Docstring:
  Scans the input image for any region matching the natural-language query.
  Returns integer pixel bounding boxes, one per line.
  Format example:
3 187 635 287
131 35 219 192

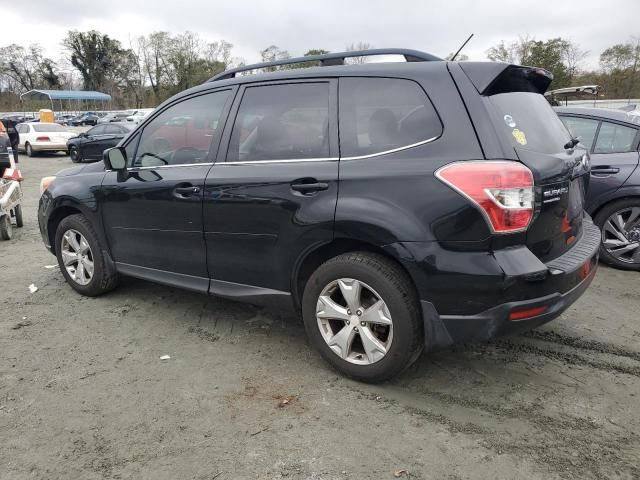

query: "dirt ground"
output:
1 153 639 480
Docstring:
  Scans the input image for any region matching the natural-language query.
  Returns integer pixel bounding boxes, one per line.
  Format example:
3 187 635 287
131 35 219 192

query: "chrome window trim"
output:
126 162 214 171
340 136 440 161
222 157 338 165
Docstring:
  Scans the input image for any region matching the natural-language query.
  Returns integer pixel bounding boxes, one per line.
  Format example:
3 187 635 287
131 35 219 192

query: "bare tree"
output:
345 42 372 64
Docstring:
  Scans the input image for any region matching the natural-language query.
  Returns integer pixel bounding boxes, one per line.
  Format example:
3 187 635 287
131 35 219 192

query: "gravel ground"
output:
1 153 639 480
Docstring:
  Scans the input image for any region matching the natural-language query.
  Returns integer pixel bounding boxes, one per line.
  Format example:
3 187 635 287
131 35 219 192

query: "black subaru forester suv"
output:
38 49 600 382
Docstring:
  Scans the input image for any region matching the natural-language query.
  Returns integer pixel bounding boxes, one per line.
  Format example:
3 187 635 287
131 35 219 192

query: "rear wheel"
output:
594 198 640 271
0 215 12 240
302 252 423 383
14 204 23 228
55 214 119 296
25 143 35 157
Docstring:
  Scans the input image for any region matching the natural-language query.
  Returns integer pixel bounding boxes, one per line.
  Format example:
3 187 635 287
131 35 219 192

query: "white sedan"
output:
125 108 154 125
16 122 77 157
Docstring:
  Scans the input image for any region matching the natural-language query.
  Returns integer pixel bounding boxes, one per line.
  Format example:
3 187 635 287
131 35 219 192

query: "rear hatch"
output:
462 64 589 262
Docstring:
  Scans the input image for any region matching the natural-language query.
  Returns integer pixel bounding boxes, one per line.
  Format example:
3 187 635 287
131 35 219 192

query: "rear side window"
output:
560 116 599 150
227 83 330 162
594 122 637 154
339 77 442 158
487 92 572 154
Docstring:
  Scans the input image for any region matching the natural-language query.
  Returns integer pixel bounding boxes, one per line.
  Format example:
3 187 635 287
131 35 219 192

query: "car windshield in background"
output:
487 92 572 154
33 124 69 132
121 123 135 131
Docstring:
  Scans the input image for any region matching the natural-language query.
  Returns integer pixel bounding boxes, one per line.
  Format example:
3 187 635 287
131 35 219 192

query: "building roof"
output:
20 89 112 102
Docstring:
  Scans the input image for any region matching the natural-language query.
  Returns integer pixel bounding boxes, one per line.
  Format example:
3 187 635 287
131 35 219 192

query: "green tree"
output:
63 30 124 91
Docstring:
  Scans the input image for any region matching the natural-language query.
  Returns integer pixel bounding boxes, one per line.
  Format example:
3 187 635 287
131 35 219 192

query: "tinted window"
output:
339 77 442 158
104 125 123 134
33 123 68 133
227 83 329 162
594 122 637 154
560 116 599 150
488 92 572 154
88 125 106 135
131 90 231 167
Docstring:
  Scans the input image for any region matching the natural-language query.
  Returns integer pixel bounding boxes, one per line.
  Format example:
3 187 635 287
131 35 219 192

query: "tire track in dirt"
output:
522 330 640 362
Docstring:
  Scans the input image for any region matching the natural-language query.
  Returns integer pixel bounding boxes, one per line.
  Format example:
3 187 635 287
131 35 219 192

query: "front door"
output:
99 89 234 290
204 80 339 295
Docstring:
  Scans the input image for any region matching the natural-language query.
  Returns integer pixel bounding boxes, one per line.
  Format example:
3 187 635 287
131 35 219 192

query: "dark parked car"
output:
67 123 135 163
70 113 100 126
556 107 640 270
38 49 600 382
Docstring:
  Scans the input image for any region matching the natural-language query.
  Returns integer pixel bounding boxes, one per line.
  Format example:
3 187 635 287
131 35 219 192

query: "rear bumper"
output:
388 215 600 350
30 143 68 151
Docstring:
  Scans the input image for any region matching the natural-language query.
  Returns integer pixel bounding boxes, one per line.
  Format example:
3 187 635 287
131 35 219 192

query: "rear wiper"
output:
564 138 580 150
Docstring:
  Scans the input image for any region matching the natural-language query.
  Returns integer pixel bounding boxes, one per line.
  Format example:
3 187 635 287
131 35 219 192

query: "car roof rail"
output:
207 48 443 82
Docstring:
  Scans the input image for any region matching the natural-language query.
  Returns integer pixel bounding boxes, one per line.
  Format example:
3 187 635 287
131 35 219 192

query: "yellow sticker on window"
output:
512 128 527 145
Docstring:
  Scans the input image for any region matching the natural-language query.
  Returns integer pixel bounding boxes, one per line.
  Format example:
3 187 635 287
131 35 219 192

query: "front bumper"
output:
390 215 601 351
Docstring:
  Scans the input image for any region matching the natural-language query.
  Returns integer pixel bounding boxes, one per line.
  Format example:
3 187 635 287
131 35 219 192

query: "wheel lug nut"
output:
354 327 358 332
356 310 362 316
347 309 352 315
360 321 366 327
346 320 350 325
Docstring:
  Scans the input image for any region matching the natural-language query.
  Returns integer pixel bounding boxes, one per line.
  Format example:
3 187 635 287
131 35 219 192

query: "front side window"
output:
339 77 442 158
131 90 231 167
88 125 106 136
594 122 637 154
226 82 330 162
560 116 599 150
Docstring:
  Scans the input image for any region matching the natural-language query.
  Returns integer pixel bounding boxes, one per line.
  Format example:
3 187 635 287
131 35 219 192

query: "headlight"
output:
40 176 56 194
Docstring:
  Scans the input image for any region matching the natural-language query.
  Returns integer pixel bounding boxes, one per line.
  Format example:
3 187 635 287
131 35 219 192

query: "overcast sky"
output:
1 0 639 70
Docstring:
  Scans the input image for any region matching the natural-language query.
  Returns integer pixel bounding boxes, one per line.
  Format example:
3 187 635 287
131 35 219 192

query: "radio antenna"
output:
450 33 474 61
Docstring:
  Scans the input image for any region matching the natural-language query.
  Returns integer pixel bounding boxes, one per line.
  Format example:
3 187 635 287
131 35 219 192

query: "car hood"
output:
56 160 105 177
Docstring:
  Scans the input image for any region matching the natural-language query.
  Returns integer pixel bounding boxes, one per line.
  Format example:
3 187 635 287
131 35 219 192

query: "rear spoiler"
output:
458 62 553 96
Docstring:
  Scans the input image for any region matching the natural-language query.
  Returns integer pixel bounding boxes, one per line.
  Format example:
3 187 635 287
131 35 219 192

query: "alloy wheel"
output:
315 278 393 365
602 207 640 264
60 229 94 285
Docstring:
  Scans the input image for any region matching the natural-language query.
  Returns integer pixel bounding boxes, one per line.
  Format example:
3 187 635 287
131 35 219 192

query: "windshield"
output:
33 123 69 133
487 92 572 154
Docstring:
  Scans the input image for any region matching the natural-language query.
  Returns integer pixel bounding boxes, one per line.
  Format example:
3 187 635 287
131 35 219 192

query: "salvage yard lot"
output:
1 154 639 480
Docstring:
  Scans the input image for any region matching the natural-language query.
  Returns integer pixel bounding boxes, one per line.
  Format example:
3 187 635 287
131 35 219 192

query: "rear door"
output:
560 115 640 211
203 80 339 294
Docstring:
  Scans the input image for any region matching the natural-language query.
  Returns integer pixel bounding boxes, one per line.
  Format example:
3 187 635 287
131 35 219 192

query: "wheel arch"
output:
292 237 420 309
47 205 83 249
591 192 640 222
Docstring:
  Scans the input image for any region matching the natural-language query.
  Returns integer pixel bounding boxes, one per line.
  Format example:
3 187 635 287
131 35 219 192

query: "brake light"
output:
436 161 534 233
36 136 50 141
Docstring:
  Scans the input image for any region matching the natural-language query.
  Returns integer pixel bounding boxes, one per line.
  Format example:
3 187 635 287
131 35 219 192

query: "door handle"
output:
173 185 201 198
290 179 329 194
591 167 620 176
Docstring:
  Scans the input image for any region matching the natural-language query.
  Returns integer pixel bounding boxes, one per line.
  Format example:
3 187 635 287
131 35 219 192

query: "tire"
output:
54 214 119 296
25 143 35 157
14 204 23 228
594 198 640 271
0 215 12 240
69 146 81 163
302 252 423 383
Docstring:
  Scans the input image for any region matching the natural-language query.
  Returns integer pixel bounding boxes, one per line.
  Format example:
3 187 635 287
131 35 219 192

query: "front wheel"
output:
55 214 119 296
302 252 423 383
69 146 81 163
594 199 640 271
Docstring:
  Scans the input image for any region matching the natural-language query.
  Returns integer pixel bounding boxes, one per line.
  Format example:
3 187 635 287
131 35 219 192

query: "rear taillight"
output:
36 136 50 141
436 160 534 233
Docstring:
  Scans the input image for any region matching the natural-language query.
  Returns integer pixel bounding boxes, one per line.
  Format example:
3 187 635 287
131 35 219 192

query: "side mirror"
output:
79 132 87 138
104 147 127 171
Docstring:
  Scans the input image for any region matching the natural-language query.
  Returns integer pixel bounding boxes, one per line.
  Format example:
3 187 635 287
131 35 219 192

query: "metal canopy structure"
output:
20 89 112 112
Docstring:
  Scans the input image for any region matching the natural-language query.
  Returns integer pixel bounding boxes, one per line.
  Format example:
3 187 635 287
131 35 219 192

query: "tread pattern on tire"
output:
56 214 119 295
305 251 424 382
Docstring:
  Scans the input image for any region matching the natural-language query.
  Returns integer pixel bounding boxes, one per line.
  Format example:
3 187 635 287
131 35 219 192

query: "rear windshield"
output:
33 123 68 133
487 92 571 154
